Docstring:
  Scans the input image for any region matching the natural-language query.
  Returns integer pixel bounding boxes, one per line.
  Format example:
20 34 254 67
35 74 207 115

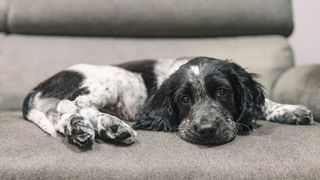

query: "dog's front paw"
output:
65 115 95 148
266 104 314 125
100 119 137 145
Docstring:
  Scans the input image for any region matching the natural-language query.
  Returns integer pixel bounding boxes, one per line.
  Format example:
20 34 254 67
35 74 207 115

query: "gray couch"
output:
1 0 320 179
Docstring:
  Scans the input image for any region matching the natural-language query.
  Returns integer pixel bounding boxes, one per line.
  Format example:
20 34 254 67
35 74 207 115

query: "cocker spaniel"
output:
22 57 313 148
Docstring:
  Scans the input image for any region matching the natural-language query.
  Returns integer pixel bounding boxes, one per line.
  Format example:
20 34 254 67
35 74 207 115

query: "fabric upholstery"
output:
272 65 320 122
1 111 320 179
0 35 294 111
7 0 293 37
0 0 8 32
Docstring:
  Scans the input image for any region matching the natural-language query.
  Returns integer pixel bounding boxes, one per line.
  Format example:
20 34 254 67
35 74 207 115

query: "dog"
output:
22 57 314 147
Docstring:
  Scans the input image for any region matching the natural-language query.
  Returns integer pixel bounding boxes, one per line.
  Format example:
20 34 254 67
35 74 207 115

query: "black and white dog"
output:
22 57 313 147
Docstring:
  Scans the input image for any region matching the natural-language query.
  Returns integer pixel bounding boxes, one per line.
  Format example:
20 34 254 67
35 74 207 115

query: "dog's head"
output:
133 57 264 145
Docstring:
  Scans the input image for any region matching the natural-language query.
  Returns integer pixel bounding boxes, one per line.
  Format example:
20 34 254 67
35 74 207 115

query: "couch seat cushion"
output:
1 111 320 179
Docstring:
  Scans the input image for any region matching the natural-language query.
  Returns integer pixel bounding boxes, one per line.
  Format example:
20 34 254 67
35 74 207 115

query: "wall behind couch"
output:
290 0 320 65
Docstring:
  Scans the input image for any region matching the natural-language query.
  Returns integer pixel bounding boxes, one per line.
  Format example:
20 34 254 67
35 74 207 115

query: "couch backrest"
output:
1 0 293 37
0 0 295 111
0 35 293 111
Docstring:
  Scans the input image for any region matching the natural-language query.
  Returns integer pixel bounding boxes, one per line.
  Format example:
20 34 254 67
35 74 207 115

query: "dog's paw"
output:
266 104 314 125
65 115 95 148
100 119 137 145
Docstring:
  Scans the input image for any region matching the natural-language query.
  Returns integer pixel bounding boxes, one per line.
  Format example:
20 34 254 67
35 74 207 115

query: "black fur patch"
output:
34 70 89 100
227 62 265 131
22 90 36 120
117 60 157 97
22 70 89 119
133 68 185 132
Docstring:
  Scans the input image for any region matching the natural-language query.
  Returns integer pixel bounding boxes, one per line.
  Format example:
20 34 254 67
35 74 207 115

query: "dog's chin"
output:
179 129 236 145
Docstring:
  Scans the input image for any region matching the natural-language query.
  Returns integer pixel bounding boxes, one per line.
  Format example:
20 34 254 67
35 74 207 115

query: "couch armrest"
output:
272 65 320 122
0 0 8 32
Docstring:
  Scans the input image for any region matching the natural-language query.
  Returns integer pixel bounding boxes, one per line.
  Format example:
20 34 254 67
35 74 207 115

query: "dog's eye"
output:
180 95 191 104
216 88 229 97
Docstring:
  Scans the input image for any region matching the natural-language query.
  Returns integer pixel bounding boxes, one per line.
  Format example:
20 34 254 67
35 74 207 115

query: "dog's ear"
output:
229 62 265 131
132 79 179 132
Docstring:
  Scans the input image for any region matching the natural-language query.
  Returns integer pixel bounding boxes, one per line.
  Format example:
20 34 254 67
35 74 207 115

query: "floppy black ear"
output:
229 62 265 131
132 80 179 132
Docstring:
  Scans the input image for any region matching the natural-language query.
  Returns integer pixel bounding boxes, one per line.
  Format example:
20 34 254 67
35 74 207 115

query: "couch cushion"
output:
1 111 320 179
7 0 293 37
0 35 293 110
272 65 320 122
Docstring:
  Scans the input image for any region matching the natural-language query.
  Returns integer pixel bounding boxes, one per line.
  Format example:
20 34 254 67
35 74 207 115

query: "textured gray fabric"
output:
0 35 294 110
0 0 8 32
7 0 293 37
272 65 320 122
1 111 320 179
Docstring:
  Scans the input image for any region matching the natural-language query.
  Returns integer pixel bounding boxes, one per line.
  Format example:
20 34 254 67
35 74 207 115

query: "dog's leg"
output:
61 113 95 148
79 108 137 145
55 99 136 146
26 109 57 137
49 100 95 148
263 98 314 125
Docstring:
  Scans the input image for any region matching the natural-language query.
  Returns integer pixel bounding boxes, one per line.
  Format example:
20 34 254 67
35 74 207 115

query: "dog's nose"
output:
196 119 218 138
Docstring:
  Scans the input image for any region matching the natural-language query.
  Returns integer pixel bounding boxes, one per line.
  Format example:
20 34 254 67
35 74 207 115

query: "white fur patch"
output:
33 92 59 113
190 65 200 75
57 99 78 114
27 109 57 137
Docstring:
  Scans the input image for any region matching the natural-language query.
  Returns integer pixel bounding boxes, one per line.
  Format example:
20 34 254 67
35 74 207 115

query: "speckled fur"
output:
22 57 314 148
264 99 314 125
